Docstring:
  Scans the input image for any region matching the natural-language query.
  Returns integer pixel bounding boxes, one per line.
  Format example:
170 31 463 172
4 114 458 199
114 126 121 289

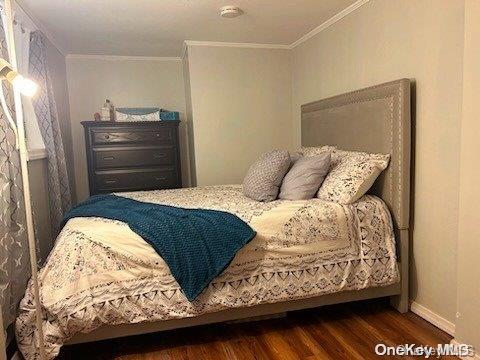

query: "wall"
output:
455 0 480 351
66 57 188 201
28 158 52 263
186 45 293 186
291 0 465 323
45 38 76 202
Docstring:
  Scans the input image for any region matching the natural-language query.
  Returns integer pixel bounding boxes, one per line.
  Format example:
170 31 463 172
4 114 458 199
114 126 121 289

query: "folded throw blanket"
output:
62 194 256 301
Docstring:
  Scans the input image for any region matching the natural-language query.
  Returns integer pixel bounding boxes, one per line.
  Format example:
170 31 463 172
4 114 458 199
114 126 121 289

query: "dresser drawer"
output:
94 168 178 192
93 147 174 169
92 128 174 145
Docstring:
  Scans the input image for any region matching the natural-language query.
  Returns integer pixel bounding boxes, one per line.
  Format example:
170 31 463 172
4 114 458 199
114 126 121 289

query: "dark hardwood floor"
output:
59 299 456 359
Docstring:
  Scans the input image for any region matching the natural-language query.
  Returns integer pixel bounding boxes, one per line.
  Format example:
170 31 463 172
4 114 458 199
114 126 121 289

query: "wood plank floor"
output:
58 299 456 359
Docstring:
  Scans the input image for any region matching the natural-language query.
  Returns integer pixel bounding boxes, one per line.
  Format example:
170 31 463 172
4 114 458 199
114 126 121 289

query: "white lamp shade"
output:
11 74 38 97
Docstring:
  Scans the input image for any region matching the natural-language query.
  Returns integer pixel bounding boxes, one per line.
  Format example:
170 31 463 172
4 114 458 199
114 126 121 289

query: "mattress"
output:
16 185 399 359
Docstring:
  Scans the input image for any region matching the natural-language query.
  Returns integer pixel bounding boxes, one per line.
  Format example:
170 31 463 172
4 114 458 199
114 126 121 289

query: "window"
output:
1 1 46 157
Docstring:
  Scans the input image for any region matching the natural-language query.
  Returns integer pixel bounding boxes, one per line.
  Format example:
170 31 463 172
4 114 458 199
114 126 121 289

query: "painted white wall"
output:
66 57 188 202
28 158 52 263
185 45 293 186
454 0 480 351
291 0 465 323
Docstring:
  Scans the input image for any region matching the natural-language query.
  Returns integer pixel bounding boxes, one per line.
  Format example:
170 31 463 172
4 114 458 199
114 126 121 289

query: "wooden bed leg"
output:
390 229 410 313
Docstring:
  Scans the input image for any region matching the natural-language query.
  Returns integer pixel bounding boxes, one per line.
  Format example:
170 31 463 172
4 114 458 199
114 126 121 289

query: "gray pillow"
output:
279 152 331 200
243 150 291 202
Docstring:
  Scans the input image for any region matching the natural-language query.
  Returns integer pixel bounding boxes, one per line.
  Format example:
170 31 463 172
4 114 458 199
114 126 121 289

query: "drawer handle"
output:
153 153 166 159
105 179 117 184
155 176 167 181
104 135 110 140
103 156 115 160
155 133 161 137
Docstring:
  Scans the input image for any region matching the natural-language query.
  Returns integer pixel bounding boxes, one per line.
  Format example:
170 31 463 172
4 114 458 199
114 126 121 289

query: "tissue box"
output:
160 110 180 121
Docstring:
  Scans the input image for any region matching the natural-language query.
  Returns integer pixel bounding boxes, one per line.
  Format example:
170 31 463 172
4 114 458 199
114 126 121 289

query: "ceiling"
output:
18 0 356 57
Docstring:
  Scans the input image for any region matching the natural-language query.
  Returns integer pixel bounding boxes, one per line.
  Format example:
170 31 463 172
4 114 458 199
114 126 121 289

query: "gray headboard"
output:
301 79 411 230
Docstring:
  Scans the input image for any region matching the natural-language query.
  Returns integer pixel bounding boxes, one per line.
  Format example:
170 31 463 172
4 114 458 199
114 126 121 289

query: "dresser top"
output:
81 120 180 127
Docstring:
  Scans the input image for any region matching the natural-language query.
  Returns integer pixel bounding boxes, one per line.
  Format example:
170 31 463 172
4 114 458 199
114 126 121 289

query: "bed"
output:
16 79 411 359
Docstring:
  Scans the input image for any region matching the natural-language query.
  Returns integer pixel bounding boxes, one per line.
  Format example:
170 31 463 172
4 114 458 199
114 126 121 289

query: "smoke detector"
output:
220 6 243 18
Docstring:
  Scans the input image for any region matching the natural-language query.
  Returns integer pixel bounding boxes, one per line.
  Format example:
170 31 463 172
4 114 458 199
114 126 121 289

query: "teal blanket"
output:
62 194 256 301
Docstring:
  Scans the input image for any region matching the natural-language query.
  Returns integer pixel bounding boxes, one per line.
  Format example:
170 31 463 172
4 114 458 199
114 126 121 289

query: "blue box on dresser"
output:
160 111 180 121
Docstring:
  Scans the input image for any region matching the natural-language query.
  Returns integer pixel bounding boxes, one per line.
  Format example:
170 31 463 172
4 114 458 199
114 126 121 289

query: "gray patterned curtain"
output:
29 31 71 233
0 21 30 329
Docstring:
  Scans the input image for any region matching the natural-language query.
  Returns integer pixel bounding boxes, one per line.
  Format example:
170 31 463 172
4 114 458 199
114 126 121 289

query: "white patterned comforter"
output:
16 185 399 359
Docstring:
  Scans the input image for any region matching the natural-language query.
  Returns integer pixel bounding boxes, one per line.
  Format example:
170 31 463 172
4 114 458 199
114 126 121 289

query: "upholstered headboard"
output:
301 79 411 230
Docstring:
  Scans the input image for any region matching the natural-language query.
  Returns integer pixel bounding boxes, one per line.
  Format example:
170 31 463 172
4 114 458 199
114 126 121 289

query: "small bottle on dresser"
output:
101 99 115 121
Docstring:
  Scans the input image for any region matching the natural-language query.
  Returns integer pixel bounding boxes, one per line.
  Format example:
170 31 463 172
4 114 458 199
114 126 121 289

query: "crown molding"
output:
290 0 370 48
184 40 290 50
183 0 369 53
14 0 66 55
66 54 182 61
18 0 369 59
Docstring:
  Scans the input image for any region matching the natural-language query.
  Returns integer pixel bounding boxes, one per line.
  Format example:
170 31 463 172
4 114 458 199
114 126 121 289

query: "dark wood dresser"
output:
82 121 182 195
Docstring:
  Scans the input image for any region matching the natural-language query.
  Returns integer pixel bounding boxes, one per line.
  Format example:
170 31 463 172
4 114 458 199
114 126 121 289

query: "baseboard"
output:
450 339 480 359
410 301 456 336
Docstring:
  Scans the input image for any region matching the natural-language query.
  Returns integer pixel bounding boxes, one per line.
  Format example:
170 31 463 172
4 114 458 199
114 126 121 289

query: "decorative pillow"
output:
243 150 291 202
317 150 390 204
299 145 336 157
116 107 160 122
279 152 331 200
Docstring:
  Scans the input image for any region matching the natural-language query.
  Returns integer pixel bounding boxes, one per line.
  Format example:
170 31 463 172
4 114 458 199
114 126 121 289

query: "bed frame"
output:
67 78 412 345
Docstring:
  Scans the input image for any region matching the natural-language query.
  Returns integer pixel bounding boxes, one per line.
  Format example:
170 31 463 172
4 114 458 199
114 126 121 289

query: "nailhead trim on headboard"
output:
301 79 411 230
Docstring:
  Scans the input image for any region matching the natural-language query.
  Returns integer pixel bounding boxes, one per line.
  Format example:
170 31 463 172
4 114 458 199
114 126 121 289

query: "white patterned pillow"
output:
299 145 336 157
317 150 390 204
116 110 160 122
243 150 291 202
